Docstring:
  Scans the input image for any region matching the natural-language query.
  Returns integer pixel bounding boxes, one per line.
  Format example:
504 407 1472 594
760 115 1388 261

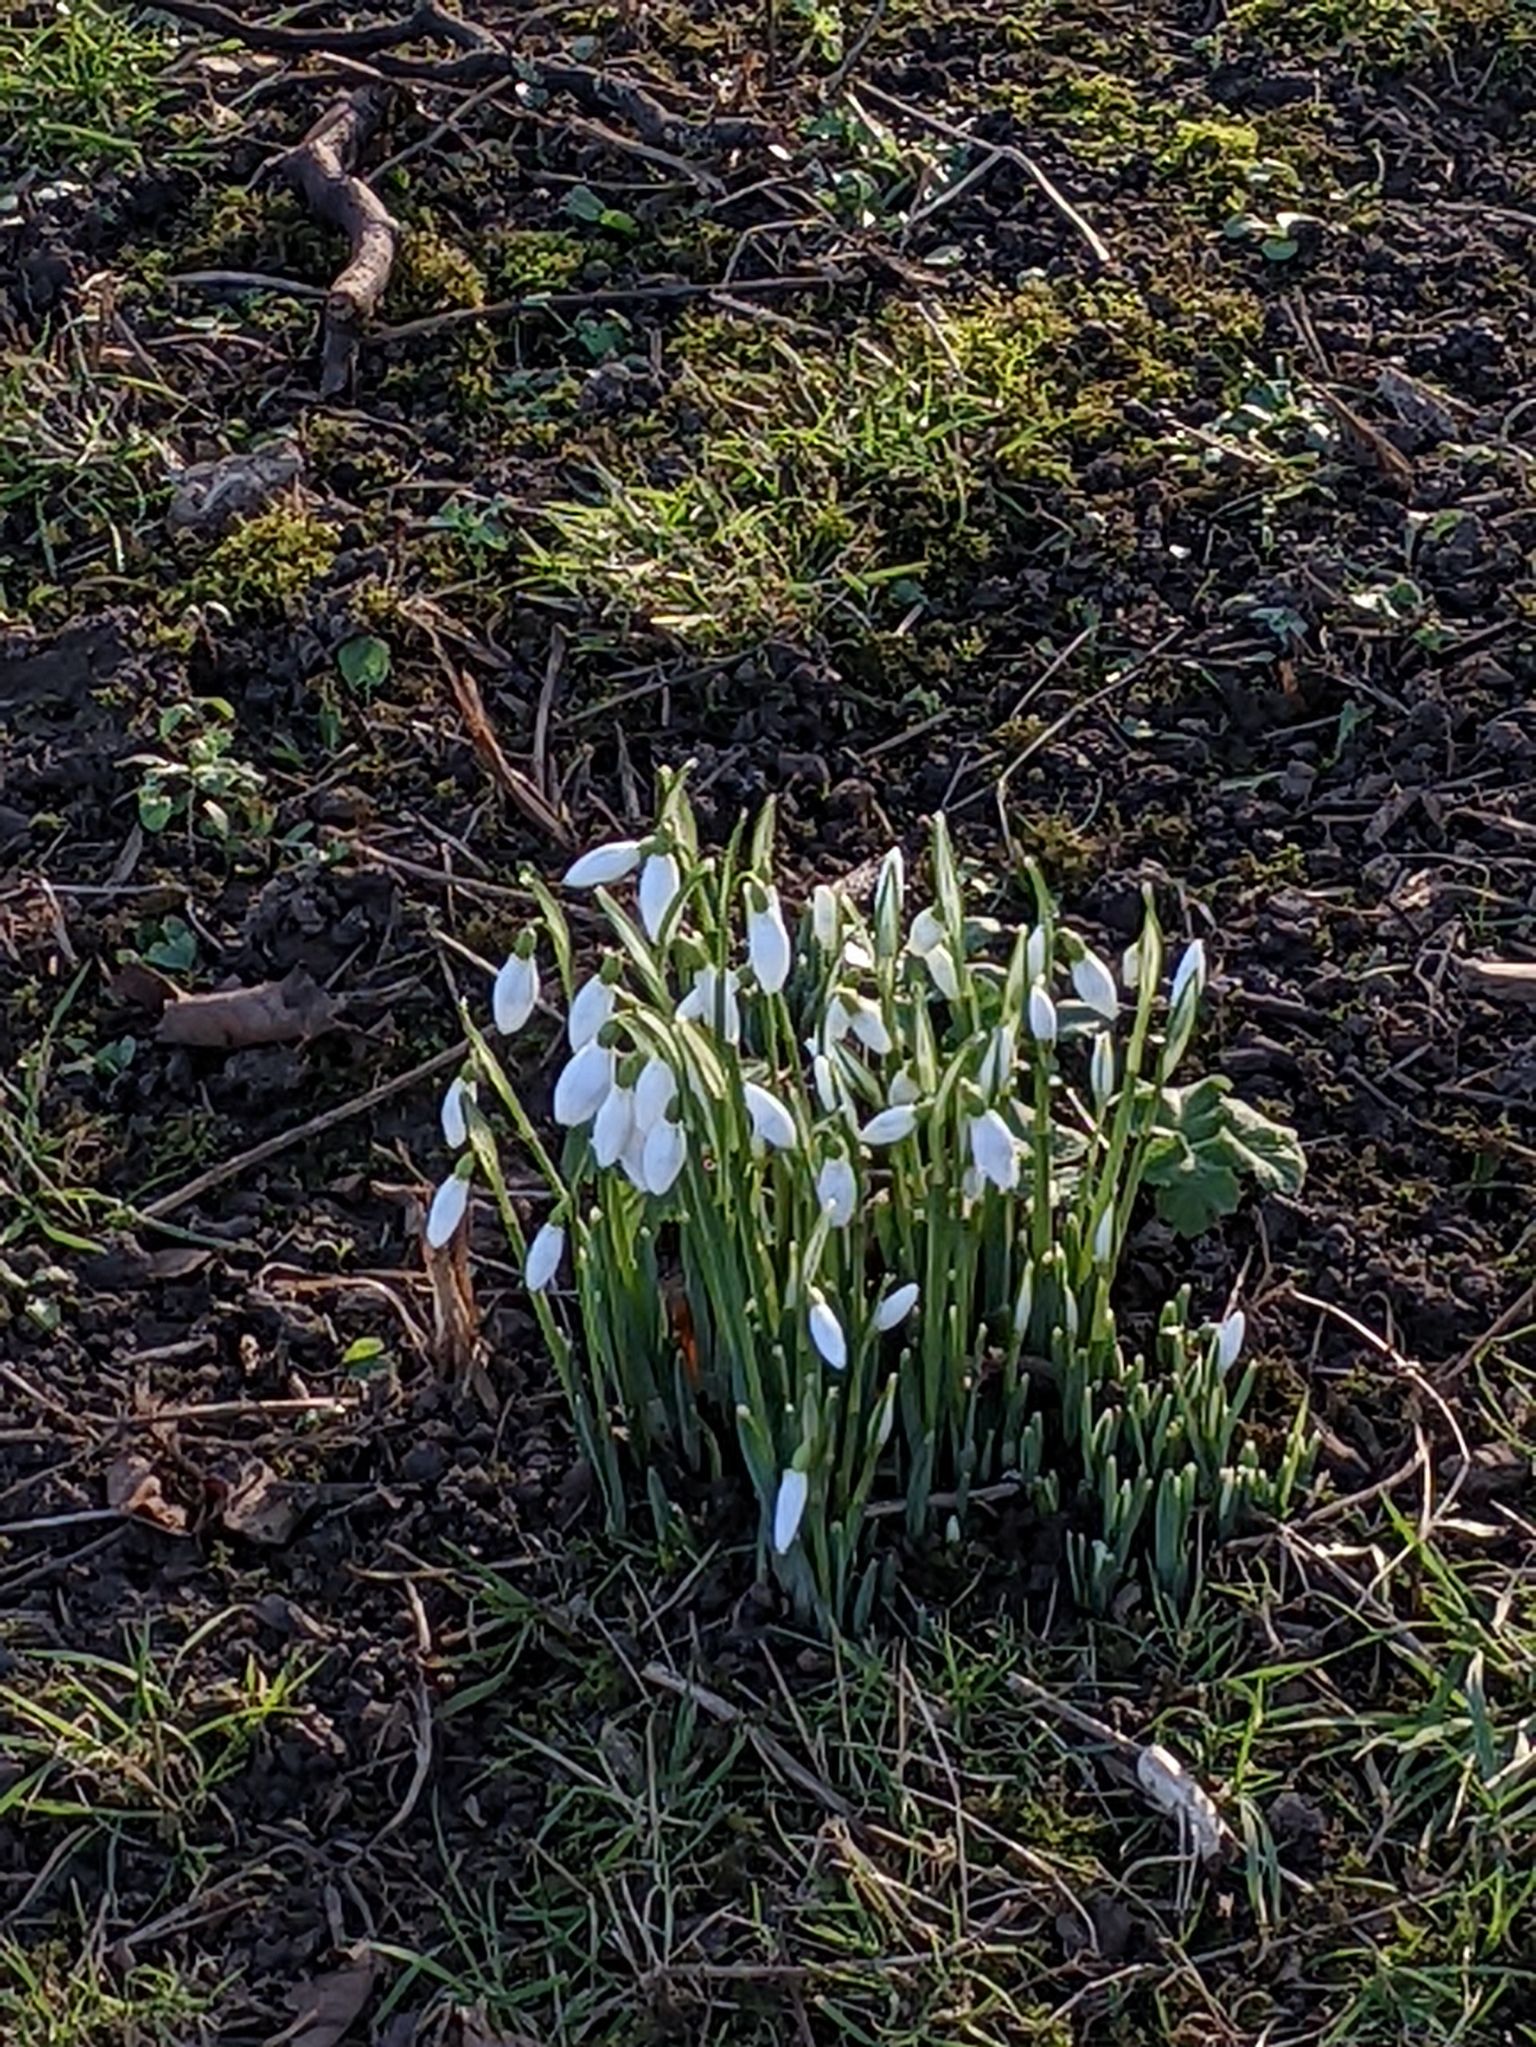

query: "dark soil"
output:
1 1 1533 2041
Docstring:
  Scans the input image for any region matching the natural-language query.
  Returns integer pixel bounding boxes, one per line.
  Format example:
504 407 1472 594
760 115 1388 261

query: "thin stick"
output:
140 1041 467 1220
854 80 1111 266
369 268 855 346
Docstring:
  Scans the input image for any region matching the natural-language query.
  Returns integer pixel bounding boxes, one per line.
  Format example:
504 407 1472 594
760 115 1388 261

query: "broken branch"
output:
280 88 399 395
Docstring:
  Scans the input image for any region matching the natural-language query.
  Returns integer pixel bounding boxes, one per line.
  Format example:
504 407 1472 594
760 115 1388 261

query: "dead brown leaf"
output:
268 1948 375 2047
155 965 336 1049
447 665 571 844
220 1459 303 1545
106 1450 188 1533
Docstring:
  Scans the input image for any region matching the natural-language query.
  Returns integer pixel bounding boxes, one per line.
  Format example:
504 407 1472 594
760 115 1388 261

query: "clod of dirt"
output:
0 614 131 708
167 437 305 540
268 1949 375 2047
154 965 338 1049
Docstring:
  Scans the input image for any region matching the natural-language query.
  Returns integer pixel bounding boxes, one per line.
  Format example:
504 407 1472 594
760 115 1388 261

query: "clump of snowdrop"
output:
428 769 1309 1628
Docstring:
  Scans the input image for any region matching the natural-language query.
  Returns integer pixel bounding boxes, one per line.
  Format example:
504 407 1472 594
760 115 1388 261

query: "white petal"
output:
440 1077 471 1150
773 1467 809 1554
1013 1263 1035 1337
887 1067 921 1106
1026 926 1048 983
641 1117 687 1195
1072 949 1119 1022
633 1055 677 1131
679 966 741 1043
859 1104 918 1146
568 974 615 1050
808 1292 846 1370
962 1164 984 1203
592 1083 636 1168
969 1109 1019 1192
619 1124 650 1189
875 1281 919 1331
553 1040 614 1127
743 1081 797 1150
425 1172 471 1249
1171 938 1207 1008
1121 941 1142 990
812 1053 842 1114
923 943 961 1001
815 1155 857 1228
638 851 681 940
525 1221 565 1292
849 1000 892 1056
908 906 945 955
563 839 642 888
1215 1309 1246 1373
823 995 854 1046
492 952 539 1036
747 888 792 994
1027 983 1058 1046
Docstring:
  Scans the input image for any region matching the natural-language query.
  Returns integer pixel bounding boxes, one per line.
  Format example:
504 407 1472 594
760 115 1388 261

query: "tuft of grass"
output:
0 0 172 172
0 1942 220 2047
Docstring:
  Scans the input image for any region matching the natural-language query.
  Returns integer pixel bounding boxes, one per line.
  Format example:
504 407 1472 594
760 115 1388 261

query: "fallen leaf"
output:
145 1245 213 1281
107 958 179 1018
106 1451 188 1533
156 965 336 1049
220 1459 303 1546
268 1949 374 2047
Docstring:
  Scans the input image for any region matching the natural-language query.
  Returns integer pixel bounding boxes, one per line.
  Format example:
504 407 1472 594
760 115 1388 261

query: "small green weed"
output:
128 698 273 843
0 1942 219 2047
0 965 120 1253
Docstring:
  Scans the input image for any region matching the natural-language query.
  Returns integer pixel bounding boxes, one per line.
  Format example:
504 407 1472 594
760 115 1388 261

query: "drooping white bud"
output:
563 839 642 889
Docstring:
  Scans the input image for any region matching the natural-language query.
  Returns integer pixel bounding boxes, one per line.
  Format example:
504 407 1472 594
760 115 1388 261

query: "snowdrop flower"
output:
1091 1207 1115 1264
641 1117 687 1196
638 850 681 940
908 906 945 956
874 846 905 955
568 973 615 1051
875 1281 919 1331
848 997 893 1056
1215 1309 1246 1373
553 1039 614 1127
1026 925 1048 983
860 1103 918 1146
773 1467 809 1554
808 1289 846 1370
746 884 792 993
563 839 642 888
887 1067 921 1106
677 965 742 1043
1072 949 1119 1023
493 950 539 1035
969 1108 1020 1191
525 1221 565 1293
592 1082 636 1168
821 994 855 1047
812 885 841 953
1121 941 1141 990
619 1124 650 1191
743 1081 797 1150
425 1170 471 1249
978 1024 1015 1098
842 934 875 972
1027 982 1058 1046
962 1164 984 1204
1171 938 1207 1008
440 1076 472 1150
633 1055 677 1131
920 940 960 1001
1090 1033 1116 1105
816 1154 857 1228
